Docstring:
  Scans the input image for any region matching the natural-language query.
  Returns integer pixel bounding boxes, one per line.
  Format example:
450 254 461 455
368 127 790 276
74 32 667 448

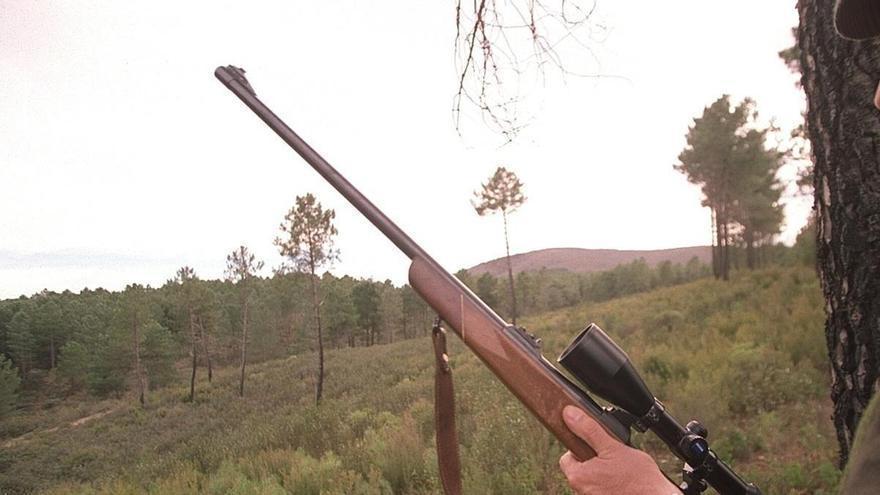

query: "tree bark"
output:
423 306 429 336
204 339 213 383
132 315 145 407
711 207 721 279
502 209 519 323
717 206 731 281
745 226 755 270
309 270 324 405
798 0 880 466
713 204 731 280
197 316 213 383
239 298 249 397
188 308 197 402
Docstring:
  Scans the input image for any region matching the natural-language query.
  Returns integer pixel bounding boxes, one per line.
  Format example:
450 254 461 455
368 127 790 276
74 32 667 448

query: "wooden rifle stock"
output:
214 65 630 463
409 257 630 460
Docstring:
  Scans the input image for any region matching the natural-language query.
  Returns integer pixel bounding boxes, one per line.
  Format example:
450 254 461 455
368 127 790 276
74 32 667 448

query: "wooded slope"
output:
467 246 711 277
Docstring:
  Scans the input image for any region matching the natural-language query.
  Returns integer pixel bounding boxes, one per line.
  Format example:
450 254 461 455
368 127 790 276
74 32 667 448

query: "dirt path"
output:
69 408 115 427
1 407 119 449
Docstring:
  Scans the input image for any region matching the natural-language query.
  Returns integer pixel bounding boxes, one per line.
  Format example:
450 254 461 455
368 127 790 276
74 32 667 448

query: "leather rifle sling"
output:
432 319 463 495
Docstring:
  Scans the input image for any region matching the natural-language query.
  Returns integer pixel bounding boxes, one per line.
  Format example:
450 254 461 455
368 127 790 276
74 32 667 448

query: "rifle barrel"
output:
215 66 426 262
214 66 630 459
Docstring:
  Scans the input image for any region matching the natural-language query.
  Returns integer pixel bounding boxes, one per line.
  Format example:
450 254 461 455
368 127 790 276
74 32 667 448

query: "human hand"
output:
559 405 680 495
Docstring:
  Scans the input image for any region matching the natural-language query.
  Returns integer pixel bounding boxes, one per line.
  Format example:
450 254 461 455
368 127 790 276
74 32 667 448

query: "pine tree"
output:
473 166 526 322
6 303 36 375
174 266 202 402
31 292 66 370
675 96 783 278
352 282 380 347
123 284 148 407
275 193 338 404
141 321 177 389
730 124 784 268
57 340 90 391
379 281 403 344
322 276 357 348
225 245 264 397
798 0 880 465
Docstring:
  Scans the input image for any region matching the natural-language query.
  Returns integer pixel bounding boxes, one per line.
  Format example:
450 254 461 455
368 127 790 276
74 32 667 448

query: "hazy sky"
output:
1 1 806 299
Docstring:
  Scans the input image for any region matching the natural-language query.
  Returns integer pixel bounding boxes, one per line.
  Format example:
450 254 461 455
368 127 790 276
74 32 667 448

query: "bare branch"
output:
454 0 607 141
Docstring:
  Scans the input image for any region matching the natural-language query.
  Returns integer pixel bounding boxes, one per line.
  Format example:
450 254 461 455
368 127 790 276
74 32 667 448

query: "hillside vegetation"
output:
0 255 711 413
1 266 836 494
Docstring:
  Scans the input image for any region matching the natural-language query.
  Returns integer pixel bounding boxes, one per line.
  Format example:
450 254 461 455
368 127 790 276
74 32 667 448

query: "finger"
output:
562 405 621 457
558 451 580 476
559 451 594 493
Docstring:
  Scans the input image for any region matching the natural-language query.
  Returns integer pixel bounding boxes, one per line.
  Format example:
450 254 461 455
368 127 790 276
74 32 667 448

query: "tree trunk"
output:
198 316 214 383
502 209 519 323
239 299 249 397
309 271 324 405
756 239 764 268
188 309 197 402
284 312 295 347
716 206 729 281
722 214 731 280
799 0 880 466
423 306 429 336
132 315 145 407
204 339 213 383
745 226 756 270
714 205 731 280
711 207 721 279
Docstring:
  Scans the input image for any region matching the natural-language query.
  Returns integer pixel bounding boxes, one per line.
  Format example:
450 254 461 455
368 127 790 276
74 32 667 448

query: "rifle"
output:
215 65 761 495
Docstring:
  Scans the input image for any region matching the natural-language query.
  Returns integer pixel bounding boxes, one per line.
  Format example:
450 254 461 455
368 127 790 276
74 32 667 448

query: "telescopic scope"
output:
558 324 761 495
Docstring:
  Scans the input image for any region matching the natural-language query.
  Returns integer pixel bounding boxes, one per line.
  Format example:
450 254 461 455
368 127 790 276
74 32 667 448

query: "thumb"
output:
562 405 621 457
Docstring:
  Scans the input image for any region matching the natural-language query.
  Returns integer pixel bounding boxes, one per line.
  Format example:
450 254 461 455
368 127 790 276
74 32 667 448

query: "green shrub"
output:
357 413 429 493
816 461 841 492
206 460 285 495
780 462 809 491
142 322 178 389
714 428 751 462
720 344 820 416
149 464 203 494
653 310 685 332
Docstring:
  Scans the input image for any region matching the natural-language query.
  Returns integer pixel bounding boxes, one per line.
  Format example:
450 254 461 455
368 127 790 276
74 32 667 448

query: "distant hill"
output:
467 246 712 277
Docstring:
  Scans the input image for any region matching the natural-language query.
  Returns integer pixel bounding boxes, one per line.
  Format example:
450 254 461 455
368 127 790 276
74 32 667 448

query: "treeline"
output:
459 238 815 321
0 239 814 414
457 256 711 318
0 271 434 408
0 257 711 411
